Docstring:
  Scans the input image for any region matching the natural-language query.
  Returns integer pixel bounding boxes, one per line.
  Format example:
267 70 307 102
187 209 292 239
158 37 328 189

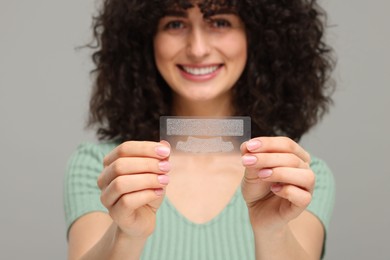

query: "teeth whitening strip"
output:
160 116 251 153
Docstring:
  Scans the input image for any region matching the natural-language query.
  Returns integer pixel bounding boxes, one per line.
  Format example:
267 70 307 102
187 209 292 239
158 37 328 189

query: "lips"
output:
179 65 222 76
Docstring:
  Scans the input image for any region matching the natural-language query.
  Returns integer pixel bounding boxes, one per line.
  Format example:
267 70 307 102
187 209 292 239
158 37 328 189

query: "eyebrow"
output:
203 8 238 16
163 9 188 18
162 7 238 18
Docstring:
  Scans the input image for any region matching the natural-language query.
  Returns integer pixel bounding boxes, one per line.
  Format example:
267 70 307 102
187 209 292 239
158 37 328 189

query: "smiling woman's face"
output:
153 5 247 105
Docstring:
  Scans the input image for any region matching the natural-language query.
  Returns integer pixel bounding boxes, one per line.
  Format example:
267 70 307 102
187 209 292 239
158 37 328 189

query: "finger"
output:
258 168 315 193
270 184 312 209
109 189 164 219
242 171 273 204
101 174 170 207
98 157 170 189
103 141 171 167
242 152 309 170
243 137 310 163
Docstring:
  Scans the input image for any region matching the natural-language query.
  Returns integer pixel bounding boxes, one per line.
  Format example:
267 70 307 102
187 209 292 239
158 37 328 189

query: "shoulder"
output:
310 155 331 170
307 154 336 231
67 141 118 165
64 141 118 230
309 155 335 188
71 141 118 158
65 141 119 180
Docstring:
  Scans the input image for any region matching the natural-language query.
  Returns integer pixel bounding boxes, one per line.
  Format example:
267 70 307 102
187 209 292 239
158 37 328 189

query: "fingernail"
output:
155 146 170 157
158 161 171 172
157 175 170 185
242 155 257 166
271 184 282 192
246 140 262 151
258 169 273 178
155 189 165 196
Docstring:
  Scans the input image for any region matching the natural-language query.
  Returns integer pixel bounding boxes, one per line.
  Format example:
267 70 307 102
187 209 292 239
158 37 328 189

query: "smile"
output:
179 65 222 76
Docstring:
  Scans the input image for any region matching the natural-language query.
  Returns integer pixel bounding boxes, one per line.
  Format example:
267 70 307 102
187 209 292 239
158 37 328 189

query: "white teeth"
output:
182 65 219 76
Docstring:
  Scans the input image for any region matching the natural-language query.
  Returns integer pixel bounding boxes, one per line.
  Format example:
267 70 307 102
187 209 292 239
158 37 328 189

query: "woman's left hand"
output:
240 137 315 233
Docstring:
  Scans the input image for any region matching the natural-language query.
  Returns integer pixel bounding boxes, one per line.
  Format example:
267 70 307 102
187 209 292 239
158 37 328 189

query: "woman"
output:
64 0 335 259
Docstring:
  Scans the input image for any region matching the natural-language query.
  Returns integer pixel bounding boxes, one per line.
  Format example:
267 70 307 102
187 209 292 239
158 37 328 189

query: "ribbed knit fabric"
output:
64 142 335 259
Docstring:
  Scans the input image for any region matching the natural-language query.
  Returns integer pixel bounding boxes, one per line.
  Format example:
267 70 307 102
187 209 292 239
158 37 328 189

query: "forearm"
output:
76 223 147 260
253 225 315 260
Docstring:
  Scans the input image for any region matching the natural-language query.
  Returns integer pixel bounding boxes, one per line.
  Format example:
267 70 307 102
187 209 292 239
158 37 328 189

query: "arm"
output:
66 141 171 260
68 212 147 260
241 137 324 259
252 211 324 260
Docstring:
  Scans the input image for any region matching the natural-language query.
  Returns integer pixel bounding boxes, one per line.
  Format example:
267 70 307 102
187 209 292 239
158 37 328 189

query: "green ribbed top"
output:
64 142 335 260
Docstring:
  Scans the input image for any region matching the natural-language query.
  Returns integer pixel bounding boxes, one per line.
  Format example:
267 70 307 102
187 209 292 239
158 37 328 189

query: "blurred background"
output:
1 0 389 259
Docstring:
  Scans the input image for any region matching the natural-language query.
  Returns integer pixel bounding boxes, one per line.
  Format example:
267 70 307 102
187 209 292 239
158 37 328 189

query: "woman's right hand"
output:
97 140 171 239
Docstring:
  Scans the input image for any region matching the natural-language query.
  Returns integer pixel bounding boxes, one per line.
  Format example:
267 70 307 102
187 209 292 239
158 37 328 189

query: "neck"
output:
172 94 234 117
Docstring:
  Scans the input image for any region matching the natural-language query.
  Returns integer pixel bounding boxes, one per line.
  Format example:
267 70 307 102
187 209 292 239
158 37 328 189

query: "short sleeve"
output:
63 142 116 235
307 156 336 232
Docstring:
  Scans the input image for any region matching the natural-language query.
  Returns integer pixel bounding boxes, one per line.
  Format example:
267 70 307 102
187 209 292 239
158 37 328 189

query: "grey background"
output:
0 0 389 259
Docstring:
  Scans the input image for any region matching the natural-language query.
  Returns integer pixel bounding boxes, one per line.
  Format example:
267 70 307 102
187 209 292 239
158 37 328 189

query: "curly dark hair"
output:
87 0 335 143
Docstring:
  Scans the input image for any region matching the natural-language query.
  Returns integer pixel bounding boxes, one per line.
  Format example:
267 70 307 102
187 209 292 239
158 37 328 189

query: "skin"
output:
241 137 323 259
68 6 324 260
153 5 247 116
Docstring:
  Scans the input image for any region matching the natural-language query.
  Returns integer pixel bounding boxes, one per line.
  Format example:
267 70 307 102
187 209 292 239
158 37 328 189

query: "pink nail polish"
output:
271 184 282 192
258 169 272 178
158 161 171 172
242 155 257 166
157 175 170 185
155 146 170 157
155 189 164 196
246 140 262 151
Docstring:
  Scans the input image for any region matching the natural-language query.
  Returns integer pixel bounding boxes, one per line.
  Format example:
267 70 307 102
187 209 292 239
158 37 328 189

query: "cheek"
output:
229 38 247 73
225 33 247 62
236 37 248 61
154 39 167 67
153 35 174 67
153 36 180 84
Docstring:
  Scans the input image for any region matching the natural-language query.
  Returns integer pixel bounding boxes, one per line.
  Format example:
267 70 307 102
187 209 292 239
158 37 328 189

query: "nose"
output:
186 28 211 60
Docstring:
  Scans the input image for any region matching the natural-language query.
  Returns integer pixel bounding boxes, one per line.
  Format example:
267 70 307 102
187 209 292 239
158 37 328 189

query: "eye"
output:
210 19 232 28
164 20 185 30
